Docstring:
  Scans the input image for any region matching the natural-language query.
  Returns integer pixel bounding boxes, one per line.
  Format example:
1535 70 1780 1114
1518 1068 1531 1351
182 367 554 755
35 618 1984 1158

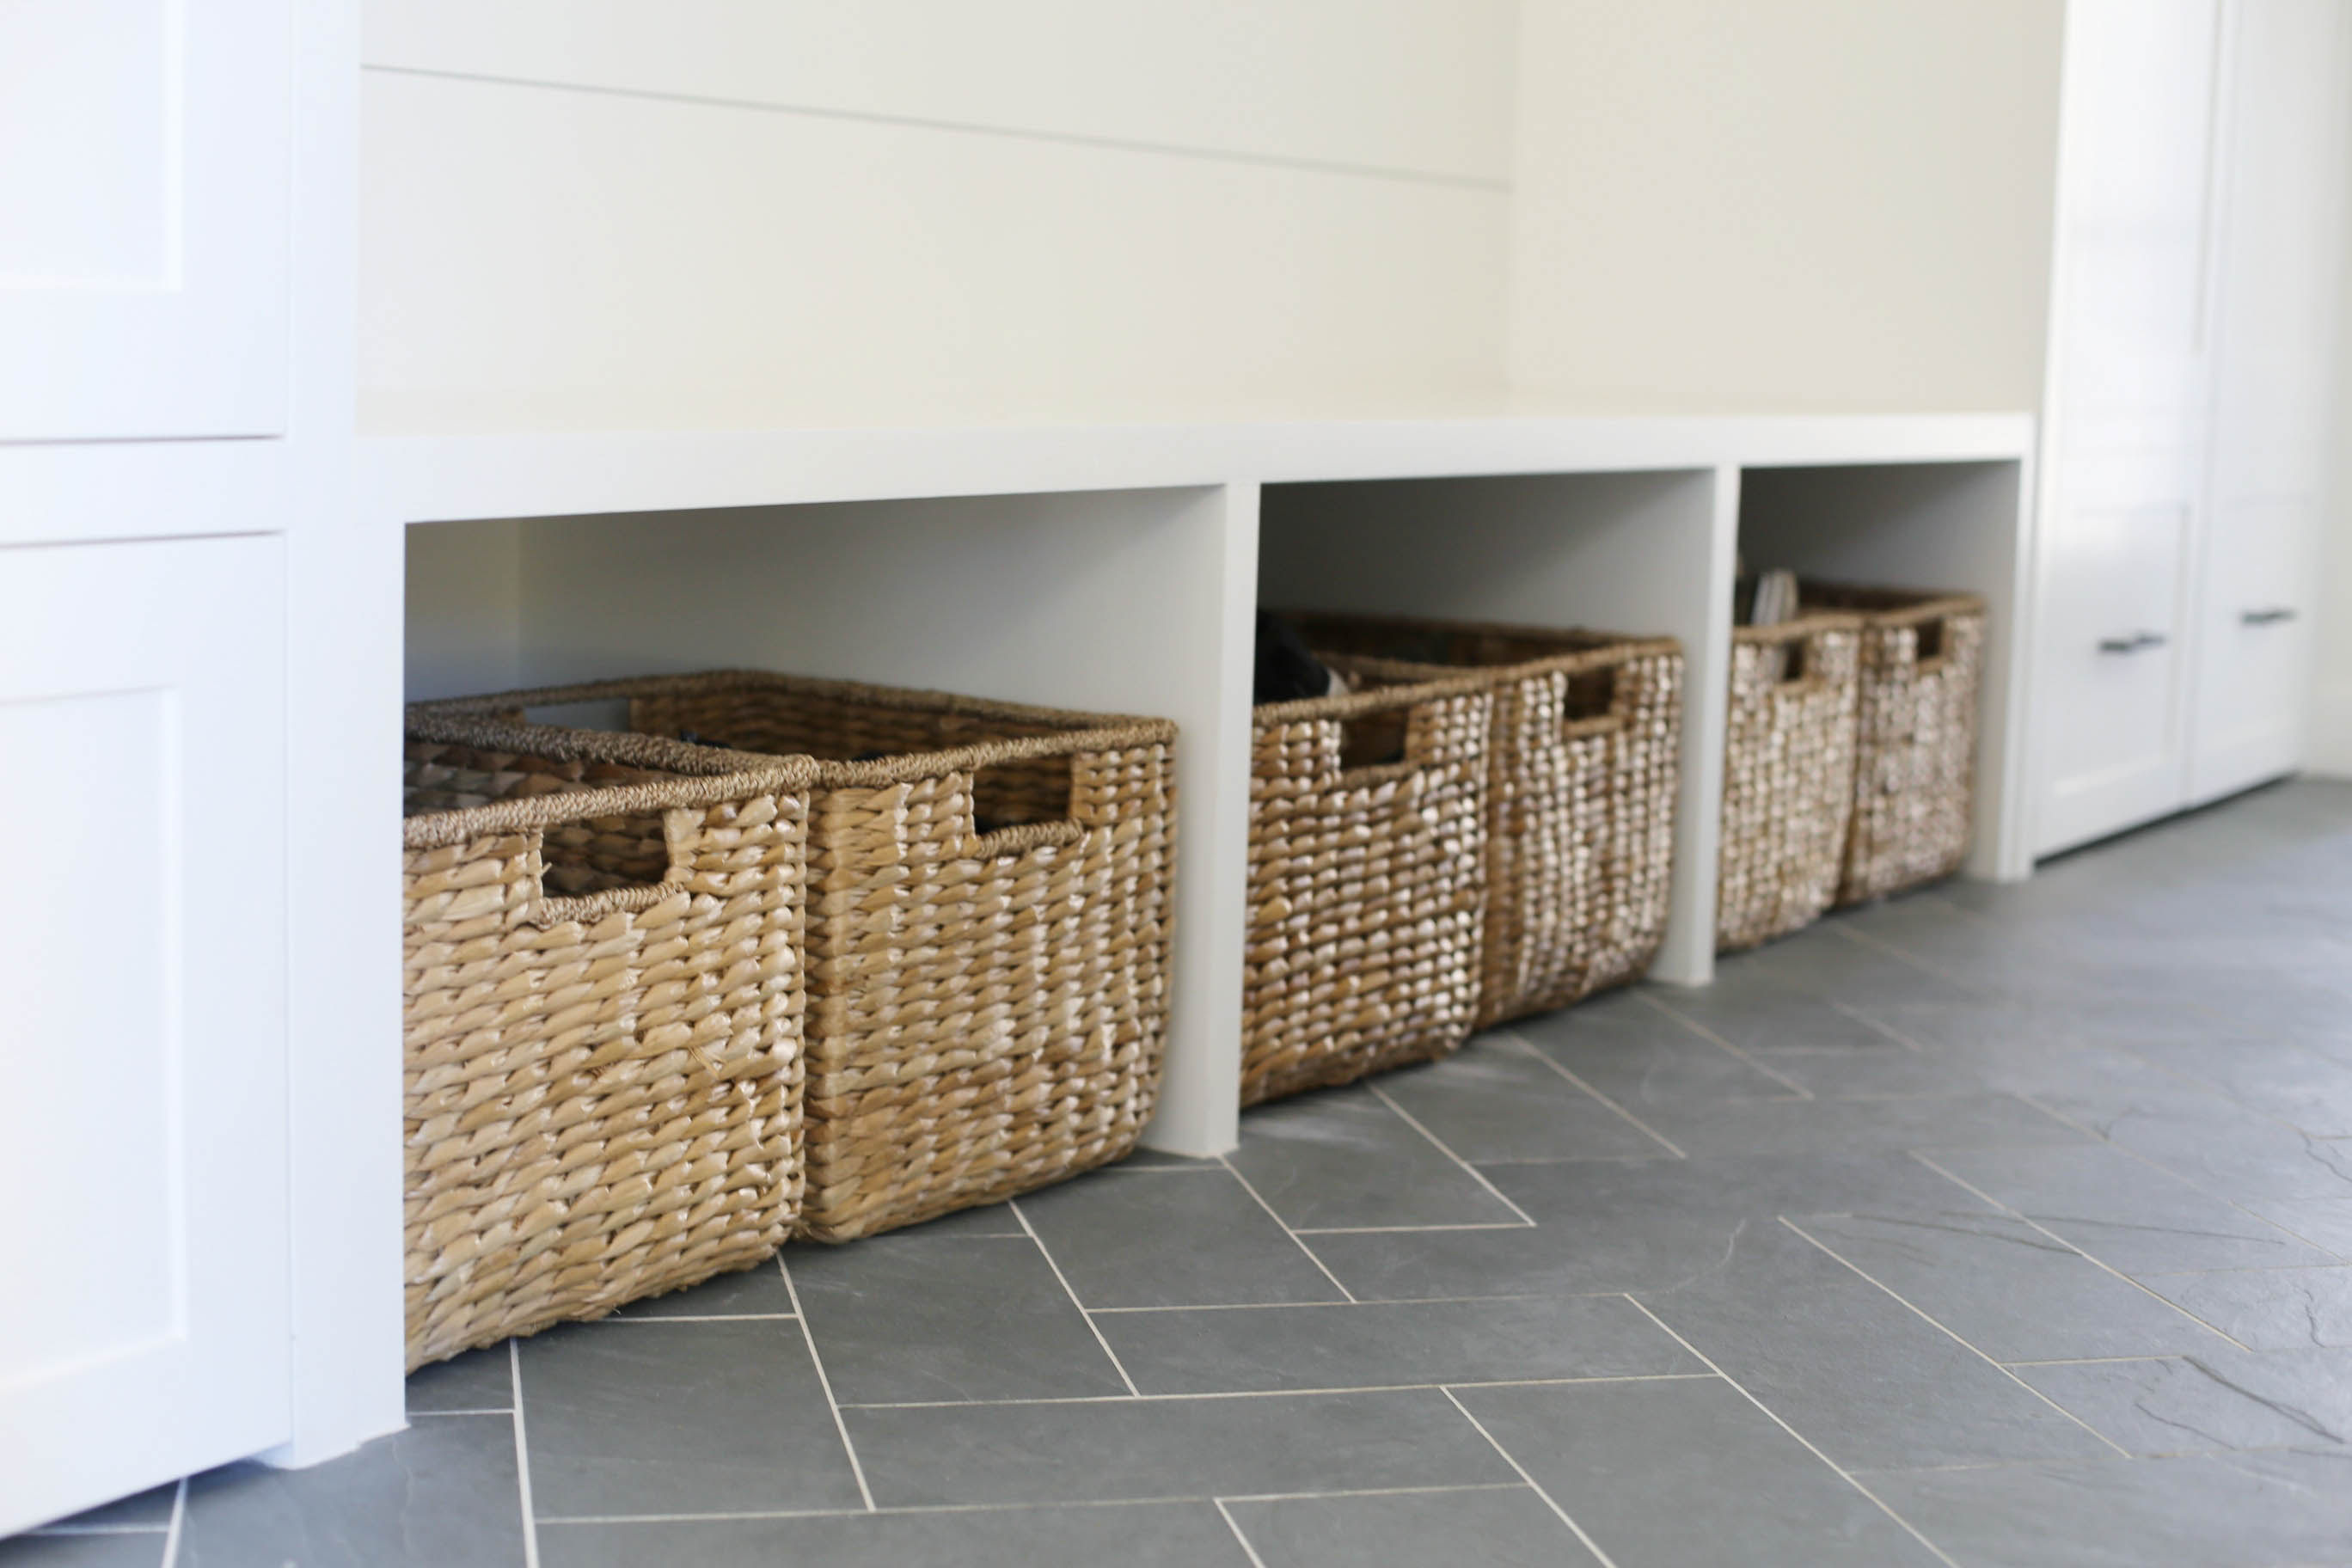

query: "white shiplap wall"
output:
358 1 1517 432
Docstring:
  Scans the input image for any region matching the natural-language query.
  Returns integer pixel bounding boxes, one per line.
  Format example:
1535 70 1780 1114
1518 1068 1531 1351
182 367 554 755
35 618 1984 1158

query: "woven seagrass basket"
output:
1798 583 1988 905
421 671 1178 1244
1715 611 1864 952
1244 675 1492 1105
401 714 816 1369
1289 612 1683 1026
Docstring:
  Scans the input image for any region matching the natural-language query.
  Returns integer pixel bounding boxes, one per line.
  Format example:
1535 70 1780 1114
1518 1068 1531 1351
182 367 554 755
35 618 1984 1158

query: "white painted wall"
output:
1505 0 2067 414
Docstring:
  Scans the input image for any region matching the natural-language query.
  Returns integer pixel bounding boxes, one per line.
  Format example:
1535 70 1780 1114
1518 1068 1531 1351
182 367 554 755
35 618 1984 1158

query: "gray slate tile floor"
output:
13 779 2352 1566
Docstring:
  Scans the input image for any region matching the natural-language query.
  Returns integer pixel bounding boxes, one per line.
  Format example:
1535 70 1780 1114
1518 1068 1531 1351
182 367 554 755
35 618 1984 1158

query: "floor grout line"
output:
1008 1197 1142 1398
1084 1289 1632 1314
1489 1034 1693 1159
1632 989 1821 1097
1289 1222 1533 1235
1619 1295 1963 1568
411 1406 516 1418
534 1482 1540 1527
777 1253 879 1512
833 1374 1720 1410
1906 1149 2259 1353
1217 1155 1360 1302
1828 996 1937 1055
159 1478 186 1568
1439 1386 1623 1568
510 1338 542 1568
1213 1498 1271 1567
1773 1216 2135 1459
1364 1079 1542 1226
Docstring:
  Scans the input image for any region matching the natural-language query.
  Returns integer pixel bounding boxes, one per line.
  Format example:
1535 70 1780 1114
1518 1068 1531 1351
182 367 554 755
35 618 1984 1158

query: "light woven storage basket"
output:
421 671 1178 1244
1715 611 1864 952
401 714 815 1369
1245 676 1492 1105
1289 613 1683 1026
1798 583 1988 905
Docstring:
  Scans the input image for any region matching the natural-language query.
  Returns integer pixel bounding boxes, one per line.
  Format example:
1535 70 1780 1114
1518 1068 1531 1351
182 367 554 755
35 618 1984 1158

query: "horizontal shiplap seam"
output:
361 64 1515 193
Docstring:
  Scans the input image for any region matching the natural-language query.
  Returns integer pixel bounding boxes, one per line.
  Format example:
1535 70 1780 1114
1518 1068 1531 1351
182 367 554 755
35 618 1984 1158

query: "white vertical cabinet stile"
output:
2030 0 2352 856
0 0 309 1532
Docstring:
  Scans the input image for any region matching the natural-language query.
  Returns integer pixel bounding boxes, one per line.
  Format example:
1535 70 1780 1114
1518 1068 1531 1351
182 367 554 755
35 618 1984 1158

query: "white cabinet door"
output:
2190 0 2352 799
2034 0 2225 854
0 537 290 1533
0 0 291 439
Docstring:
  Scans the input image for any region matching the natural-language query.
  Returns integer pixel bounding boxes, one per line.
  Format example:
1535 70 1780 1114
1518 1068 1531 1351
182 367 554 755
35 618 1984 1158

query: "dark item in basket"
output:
1254 611 1348 704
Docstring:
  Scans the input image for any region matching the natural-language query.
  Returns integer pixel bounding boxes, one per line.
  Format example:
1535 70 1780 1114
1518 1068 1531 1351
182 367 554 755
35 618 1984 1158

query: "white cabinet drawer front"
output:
0 536 289 1533
0 0 291 439
2035 501 2191 854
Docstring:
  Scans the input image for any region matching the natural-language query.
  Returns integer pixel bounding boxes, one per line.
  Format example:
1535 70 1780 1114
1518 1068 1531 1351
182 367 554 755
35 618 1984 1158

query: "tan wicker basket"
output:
1288 613 1683 1026
1715 611 1865 952
401 715 815 1369
1244 676 1492 1105
420 672 1178 1244
1798 583 1988 905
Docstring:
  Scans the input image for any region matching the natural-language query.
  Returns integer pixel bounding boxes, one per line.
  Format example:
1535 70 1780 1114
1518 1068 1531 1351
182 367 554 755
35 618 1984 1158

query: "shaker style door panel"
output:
0 0 291 439
0 537 290 1533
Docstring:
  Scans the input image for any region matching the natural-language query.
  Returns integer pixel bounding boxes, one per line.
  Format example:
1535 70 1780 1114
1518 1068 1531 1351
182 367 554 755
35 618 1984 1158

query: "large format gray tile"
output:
1454 1378 1944 1567
2015 1350 2352 1454
407 1343 514 1413
1509 992 1802 1106
614 1255 795 1318
1014 1166 1344 1308
843 1388 1509 1507
1627 1092 2086 1160
1637 1270 2114 1470
539 1502 1252 1568
179 1415 523 1568
788 1233 1126 1405
1371 1040 1672 1163
2003 1050 2352 1204
1862 1449 2352 1567
2245 1195 2352 1259
0 1538 164 1568
1926 1143 2339 1272
2137 1267 2352 1350
1310 1152 1996 1301
515 1317 862 1518
1643 976 1914 1054
2122 1040 2352 1137
1093 1294 1701 1395
1226 1088 1520 1231
1224 1486 1597 1568
1789 1211 2224 1362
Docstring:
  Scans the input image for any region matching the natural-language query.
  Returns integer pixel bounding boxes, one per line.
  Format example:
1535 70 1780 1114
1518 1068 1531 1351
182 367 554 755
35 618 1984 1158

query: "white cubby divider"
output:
384 414 2036 1165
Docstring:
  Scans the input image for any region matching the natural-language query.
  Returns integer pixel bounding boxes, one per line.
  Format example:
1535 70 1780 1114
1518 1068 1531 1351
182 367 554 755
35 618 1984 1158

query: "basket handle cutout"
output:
524 806 696 927
1560 665 1625 738
966 753 1087 857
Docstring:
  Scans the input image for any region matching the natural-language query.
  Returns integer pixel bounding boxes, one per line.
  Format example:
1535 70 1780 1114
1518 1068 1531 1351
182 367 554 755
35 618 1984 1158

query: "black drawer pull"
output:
2241 607 2299 626
2098 631 2169 654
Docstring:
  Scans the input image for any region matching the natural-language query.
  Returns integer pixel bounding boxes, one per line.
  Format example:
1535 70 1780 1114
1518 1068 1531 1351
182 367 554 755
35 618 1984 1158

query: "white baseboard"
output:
2310 680 2352 779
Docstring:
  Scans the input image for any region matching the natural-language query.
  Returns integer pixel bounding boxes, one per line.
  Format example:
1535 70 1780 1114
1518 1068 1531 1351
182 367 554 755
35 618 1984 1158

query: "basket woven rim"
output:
401 711 818 849
1731 609 1866 648
411 669 1179 787
1277 608 1682 684
1253 668 1494 726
